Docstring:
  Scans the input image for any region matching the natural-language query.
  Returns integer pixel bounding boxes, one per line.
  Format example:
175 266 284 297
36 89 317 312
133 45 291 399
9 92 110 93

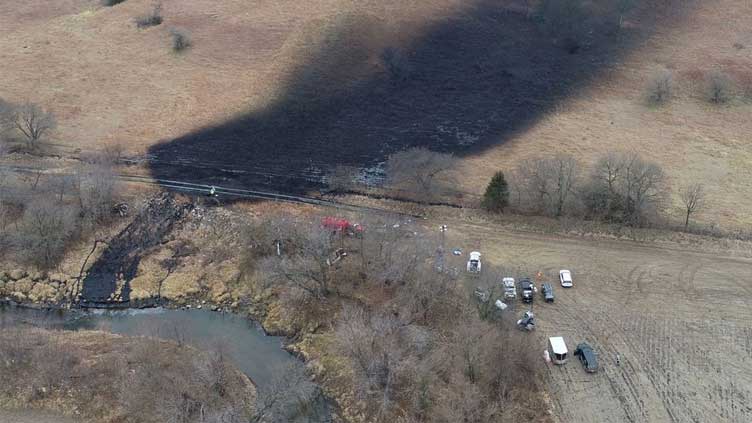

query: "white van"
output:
548 337 568 364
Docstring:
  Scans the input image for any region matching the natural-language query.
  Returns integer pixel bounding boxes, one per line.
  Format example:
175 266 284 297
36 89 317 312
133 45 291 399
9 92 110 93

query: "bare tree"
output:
550 155 578 216
358 214 430 286
251 363 319 423
584 151 666 225
119 337 251 423
706 71 733 104
584 151 624 219
170 28 192 52
334 305 409 420
16 197 77 269
680 183 705 229
513 159 552 213
261 224 338 298
620 152 665 225
390 264 457 326
514 155 578 216
75 154 119 225
386 147 456 203
646 67 672 105
12 102 56 150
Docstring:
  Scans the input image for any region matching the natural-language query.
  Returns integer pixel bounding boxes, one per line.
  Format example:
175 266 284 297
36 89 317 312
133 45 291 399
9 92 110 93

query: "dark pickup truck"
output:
541 283 554 303
520 278 535 303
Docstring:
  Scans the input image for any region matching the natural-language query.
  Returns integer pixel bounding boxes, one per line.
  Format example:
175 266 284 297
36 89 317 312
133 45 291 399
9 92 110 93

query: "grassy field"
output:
0 0 750 228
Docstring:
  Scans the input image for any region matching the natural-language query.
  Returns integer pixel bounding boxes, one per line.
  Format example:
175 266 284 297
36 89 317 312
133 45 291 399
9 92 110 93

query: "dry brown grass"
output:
0 327 255 422
1 0 750 230
456 0 752 228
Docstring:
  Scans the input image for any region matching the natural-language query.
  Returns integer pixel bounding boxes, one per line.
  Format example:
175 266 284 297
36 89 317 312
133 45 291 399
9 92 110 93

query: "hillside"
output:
0 0 750 227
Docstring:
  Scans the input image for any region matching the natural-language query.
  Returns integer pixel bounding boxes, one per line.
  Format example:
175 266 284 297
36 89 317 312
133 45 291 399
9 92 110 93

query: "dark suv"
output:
520 278 534 303
574 343 598 373
541 283 554 303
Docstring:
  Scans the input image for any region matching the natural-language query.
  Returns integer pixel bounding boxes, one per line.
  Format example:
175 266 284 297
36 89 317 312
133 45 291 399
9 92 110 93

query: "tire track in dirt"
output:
443 217 752 423
541 295 642 423
590 307 655 423
678 260 704 297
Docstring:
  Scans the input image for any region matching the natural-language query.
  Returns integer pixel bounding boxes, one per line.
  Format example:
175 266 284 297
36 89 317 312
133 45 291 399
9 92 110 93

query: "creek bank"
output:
1 286 342 422
0 197 359 421
0 323 256 423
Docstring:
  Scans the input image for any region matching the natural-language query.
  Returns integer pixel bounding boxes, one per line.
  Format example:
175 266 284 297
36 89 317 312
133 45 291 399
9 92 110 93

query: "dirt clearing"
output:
436 220 752 423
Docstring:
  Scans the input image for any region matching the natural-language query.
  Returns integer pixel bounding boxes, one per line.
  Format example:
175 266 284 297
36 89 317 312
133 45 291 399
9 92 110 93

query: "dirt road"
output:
438 221 752 423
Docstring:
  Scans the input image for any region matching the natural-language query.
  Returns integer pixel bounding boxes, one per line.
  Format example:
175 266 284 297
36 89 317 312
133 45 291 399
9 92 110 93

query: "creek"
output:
0 304 333 422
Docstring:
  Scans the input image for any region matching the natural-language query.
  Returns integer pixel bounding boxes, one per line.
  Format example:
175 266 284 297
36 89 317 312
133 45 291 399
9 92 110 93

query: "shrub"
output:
170 28 192 53
135 3 163 29
646 68 672 105
385 147 456 203
101 0 127 6
706 71 733 104
481 171 509 213
15 198 79 270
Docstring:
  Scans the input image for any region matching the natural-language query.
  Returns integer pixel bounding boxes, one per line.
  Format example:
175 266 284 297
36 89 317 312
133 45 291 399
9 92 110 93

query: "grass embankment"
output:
0 326 255 423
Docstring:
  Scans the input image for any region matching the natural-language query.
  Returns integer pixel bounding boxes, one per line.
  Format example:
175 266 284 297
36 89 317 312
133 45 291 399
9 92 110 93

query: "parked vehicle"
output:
574 342 598 373
321 216 363 237
517 311 535 331
541 283 554 303
502 277 516 299
467 251 482 274
548 337 568 364
559 269 573 288
520 278 535 303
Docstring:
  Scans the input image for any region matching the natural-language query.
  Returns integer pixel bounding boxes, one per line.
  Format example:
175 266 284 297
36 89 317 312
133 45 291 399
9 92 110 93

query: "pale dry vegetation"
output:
0 154 120 270
135 2 163 29
646 67 673 105
705 70 734 104
0 326 254 423
237 213 545 422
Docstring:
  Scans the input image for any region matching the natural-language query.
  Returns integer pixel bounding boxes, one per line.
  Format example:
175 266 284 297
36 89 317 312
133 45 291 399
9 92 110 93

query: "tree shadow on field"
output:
147 0 696 195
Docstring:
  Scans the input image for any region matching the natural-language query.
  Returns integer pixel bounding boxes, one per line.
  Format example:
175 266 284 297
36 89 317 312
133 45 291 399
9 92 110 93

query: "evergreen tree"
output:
482 171 509 213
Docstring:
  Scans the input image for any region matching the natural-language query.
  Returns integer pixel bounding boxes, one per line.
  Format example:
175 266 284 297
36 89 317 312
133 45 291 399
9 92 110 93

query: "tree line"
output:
481 151 705 229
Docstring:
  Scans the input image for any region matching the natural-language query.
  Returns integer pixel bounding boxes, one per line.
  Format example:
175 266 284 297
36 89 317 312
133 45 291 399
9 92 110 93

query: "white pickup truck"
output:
502 277 516 299
466 251 482 274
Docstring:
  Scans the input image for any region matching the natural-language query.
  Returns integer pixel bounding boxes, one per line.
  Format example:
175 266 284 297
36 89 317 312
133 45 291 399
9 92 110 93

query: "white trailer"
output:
548 337 568 365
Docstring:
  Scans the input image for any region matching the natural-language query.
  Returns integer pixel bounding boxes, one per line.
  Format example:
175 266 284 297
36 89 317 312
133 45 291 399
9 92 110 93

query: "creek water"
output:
0 304 333 422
